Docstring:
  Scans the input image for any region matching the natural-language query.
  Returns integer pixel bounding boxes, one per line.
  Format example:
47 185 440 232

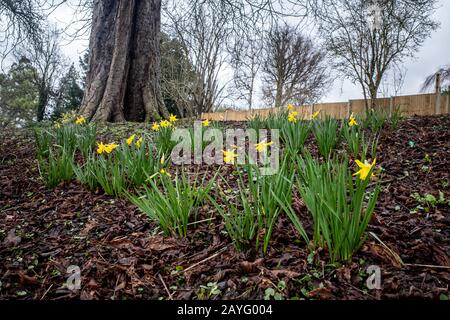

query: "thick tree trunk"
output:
80 0 167 122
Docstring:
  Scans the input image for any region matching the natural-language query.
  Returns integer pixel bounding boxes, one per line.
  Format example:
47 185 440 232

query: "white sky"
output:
52 0 450 105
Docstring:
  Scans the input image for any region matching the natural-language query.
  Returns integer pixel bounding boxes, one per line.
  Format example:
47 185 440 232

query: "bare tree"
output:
312 0 439 109
0 0 44 55
229 31 264 110
15 27 66 121
160 32 197 117
165 2 231 115
262 24 329 108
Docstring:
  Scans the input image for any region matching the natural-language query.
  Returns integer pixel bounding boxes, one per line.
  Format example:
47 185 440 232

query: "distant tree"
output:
51 64 84 120
229 31 264 110
160 32 197 117
15 27 65 121
421 65 450 95
262 24 329 108
0 57 39 128
312 0 439 109
78 51 89 90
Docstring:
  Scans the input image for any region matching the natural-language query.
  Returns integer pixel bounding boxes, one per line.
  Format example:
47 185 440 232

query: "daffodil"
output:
287 104 294 111
160 168 171 177
97 142 107 154
312 110 320 119
202 119 210 127
135 137 143 148
349 114 358 127
104 143 119 154
160 120 171 128
75 115 86 125
152 122 160 131
223 149 238 164
54 122 61 129
255 140 273 152
353 158 376 181
288 111 298 123
126 134 136 145
160 154 166 165
169 114 177 123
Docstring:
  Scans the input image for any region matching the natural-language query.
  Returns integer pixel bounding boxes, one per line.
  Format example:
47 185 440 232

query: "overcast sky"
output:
52 0 450 105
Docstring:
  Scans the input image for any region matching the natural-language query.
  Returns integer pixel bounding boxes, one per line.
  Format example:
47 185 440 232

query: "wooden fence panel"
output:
201 93 448 121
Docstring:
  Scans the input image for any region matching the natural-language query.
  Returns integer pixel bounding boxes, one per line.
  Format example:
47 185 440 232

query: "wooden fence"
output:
201 93 450 121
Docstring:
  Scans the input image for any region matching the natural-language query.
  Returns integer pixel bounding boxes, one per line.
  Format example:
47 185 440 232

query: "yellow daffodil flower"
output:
353 158 376 181
287 104 294 111
255 140 273 152
97 142 107 154
152 122 160 131
160 120 171 128
349 114 358 127
202 119 210 127
169 114 177 123
223 149 238 164
75 116 86 125
126 134 136 145
312 110 320 119
135 137 143 148
104 143 119 154
288 111 298 123
54 122 61 129
160 168 171 177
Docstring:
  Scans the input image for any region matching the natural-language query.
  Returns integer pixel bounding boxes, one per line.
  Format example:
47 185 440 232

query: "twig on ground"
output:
158 274 173 300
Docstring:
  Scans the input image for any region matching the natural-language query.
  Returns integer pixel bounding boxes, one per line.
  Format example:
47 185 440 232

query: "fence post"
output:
224 110 228 121
311 103 315 119
347 101 351 117
436 93 441 115
389 96 394 117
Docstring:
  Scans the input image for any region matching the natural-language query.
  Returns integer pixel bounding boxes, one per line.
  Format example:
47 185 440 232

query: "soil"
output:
0 115 449 300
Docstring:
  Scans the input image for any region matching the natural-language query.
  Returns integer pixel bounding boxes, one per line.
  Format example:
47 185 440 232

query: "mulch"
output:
0 115 449 300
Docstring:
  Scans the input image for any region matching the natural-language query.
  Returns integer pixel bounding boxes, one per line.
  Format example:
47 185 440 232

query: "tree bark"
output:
80 0 167 122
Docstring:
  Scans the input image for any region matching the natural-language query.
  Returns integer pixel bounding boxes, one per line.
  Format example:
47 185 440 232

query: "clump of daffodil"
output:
353 158 376 180
349 113 358 127
126 134 136 145
75 115 86 125
97 142 119 155
60 110 77 124
169 114 177 123
255 140 273 153
287 104 294 111
223 149 238 164
312 110 320 119
152 122 160 131
160 119 172 128
288 111 298 123
202 119 210 127
54 122 61 129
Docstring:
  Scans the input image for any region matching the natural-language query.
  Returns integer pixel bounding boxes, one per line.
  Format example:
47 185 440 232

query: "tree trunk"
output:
80 0 167 122
37 84 49 122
